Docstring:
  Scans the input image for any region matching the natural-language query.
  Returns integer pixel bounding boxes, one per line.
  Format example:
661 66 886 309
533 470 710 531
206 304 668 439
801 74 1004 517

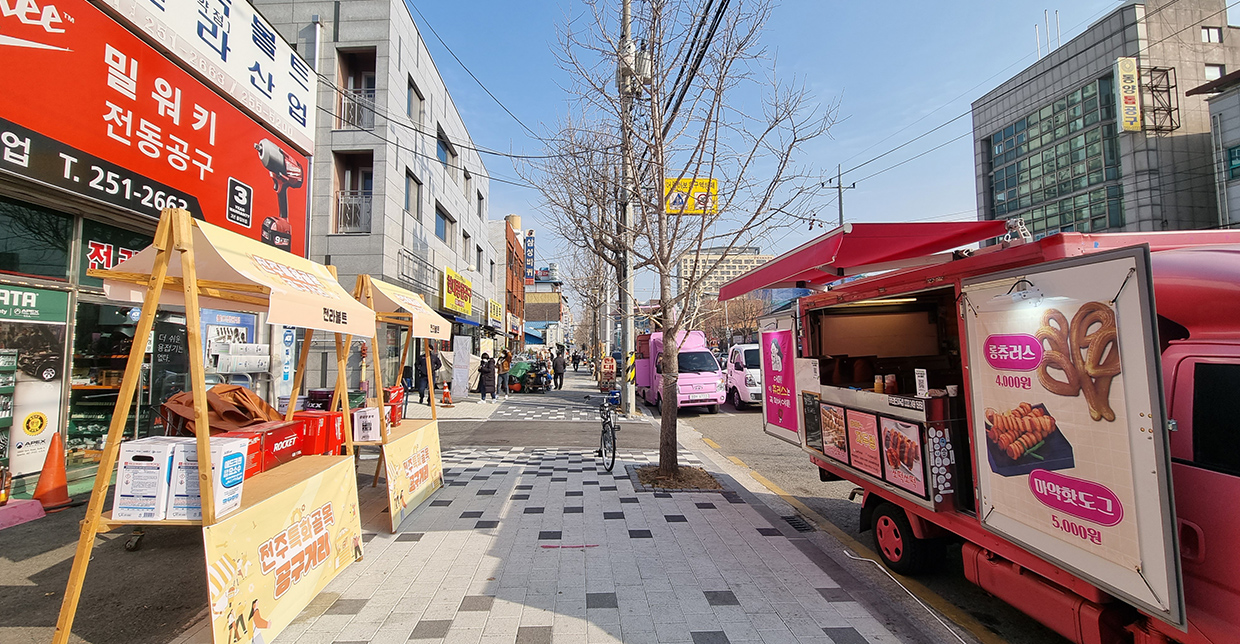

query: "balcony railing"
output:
336 190 373 233
337 88 376 130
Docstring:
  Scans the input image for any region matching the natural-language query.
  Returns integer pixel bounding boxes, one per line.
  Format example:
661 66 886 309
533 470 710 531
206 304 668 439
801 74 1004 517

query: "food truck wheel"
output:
871 503 927 575
730 388 747 410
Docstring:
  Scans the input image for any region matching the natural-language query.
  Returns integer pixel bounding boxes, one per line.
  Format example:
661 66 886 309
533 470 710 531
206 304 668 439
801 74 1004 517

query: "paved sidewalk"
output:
269 446 900 644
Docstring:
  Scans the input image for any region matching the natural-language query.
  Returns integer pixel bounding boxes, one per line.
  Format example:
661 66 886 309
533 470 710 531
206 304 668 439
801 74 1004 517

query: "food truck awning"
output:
103 219 376 337
368 277 452 341
718 221 1010 301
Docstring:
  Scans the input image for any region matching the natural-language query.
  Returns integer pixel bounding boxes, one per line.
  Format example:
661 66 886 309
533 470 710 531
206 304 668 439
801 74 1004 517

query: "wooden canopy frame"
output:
53 209 371 644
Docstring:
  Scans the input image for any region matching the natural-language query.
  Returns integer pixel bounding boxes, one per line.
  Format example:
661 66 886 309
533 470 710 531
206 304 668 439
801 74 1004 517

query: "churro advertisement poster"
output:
761 330 797 433
962 251 1179 620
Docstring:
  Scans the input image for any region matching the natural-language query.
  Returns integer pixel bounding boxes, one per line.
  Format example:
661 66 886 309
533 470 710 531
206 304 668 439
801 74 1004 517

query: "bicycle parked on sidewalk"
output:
584 390 620 472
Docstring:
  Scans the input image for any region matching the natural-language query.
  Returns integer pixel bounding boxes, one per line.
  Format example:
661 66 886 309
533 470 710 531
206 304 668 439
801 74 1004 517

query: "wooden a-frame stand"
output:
53 209 365 644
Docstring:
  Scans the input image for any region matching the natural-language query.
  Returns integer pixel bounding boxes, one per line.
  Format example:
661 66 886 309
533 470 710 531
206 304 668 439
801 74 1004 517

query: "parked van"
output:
634 331 726 413
724 343 762 409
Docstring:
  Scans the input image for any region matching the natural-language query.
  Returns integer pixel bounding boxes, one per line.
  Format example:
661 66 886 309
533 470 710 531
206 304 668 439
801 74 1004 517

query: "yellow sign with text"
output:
383 420 444 532
441 266 473 316
202 457 362 644
1115 58 1141 132
664 178 718 214
487 299 503 327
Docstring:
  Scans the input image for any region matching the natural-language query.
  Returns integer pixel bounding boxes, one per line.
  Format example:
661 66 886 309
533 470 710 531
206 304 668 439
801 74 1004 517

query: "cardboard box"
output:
165 437 248 521
112 437 178 521
247 420 305 469
386 402 402 426
214 430 264 478
383 386 404 405
322 411 344 455
292 411 327 454
352 407 382 442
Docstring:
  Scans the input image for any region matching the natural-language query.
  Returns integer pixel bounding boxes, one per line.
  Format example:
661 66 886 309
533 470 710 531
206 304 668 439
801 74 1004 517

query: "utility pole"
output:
617 0 638 415
829 164 855 227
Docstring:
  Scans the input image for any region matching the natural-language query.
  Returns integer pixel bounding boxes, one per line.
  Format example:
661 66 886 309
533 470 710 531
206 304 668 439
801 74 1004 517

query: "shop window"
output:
1193 363 1240 475
0 196 72 281
80 219 152 288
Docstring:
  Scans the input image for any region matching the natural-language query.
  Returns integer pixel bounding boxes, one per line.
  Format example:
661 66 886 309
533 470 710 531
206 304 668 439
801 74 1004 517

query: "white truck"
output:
723 343 762 409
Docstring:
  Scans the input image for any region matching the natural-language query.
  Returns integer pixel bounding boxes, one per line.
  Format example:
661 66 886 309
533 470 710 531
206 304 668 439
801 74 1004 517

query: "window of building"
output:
462 231 471 259
1203 27 1223 43
1206 64 1226 81
1229 147 1240 180
477 191 484 219
404 171 422 220
0 195 72 280
436 136 450 167
435 207 450 243
463 169 472 199
476 246 484 274
490 259 496 283
1193 362 1240 475
407 77 423 121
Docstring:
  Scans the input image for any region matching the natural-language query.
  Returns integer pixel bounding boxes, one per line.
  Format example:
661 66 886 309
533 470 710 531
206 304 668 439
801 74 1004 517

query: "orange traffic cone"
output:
440 382 455 408
32 432 74 511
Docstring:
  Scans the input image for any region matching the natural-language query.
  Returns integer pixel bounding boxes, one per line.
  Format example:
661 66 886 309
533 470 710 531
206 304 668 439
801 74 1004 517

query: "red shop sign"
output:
0 0 309 255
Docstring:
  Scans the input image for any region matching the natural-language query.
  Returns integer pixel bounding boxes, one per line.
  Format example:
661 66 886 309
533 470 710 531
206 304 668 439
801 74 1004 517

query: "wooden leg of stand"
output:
53 213 174 644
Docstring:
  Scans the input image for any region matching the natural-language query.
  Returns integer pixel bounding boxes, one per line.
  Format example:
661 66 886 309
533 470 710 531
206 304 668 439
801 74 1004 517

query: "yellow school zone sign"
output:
664 178 718 214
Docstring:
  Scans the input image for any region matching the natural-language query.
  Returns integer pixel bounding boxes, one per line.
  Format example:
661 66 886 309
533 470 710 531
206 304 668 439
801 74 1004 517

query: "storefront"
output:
439 266 481 355
0 0 312 489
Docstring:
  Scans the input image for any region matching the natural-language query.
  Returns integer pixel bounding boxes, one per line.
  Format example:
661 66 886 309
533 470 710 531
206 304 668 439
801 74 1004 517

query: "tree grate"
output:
782 515 815 533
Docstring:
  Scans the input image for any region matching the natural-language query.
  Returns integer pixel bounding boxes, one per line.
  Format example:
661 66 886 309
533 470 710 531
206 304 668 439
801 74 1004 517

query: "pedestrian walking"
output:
552 351 566 390
498 349 513 399
572 352 581 372
415 346 442 404
478 353 497 402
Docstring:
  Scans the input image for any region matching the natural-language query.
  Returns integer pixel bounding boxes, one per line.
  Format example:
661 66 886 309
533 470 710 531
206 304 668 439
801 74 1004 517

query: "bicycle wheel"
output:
600 421 617 472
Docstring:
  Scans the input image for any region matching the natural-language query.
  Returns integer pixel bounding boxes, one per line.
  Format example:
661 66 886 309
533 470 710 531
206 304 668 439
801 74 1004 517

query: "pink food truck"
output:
635 331 727 413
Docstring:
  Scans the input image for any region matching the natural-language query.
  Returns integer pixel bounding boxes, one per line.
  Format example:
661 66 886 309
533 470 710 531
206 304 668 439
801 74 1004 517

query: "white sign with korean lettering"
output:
101 0 317 155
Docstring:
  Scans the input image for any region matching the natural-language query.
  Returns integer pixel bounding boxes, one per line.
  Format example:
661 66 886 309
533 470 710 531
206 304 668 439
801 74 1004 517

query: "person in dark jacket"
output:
552 351 566 390
415 347 442 404
478 352 497 402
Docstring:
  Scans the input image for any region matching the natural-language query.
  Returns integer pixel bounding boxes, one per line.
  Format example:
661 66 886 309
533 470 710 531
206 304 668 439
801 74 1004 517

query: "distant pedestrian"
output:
552 351 566 390
572 352 581 372
478 353 497 402
415 347 442 404
498 349 513 399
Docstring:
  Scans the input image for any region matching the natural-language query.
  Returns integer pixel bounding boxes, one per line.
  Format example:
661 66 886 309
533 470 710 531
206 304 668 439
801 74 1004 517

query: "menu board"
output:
845 410 881 477
820 403 848 463
962 248 1182 627
881 418 925 497
801 391 822 452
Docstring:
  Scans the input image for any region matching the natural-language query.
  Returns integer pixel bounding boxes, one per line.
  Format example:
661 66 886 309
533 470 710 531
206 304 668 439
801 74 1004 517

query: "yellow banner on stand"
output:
203 457 362 644
383 420 444 532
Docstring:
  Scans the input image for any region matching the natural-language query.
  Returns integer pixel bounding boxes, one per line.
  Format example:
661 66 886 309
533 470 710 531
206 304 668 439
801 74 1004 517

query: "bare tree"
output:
695 295 765 345
564 246 616 358
532 0 835 476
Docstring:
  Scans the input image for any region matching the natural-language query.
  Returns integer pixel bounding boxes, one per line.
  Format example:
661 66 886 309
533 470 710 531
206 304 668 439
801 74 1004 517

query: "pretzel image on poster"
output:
1035 301 1120 421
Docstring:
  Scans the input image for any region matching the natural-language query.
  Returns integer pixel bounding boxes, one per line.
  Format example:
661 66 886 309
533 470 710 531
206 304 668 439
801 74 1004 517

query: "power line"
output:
407 2 544 141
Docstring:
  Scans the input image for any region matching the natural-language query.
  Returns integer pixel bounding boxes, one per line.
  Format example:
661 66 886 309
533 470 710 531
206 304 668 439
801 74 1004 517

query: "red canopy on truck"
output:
717 221 1009 301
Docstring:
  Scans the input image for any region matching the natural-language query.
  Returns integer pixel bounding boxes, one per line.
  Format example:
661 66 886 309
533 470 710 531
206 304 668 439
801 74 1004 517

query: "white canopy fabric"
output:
368 277 451 341
103 219 376 337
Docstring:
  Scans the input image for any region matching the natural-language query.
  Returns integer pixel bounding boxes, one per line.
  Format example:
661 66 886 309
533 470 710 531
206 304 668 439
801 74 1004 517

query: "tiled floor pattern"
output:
274 447 895 644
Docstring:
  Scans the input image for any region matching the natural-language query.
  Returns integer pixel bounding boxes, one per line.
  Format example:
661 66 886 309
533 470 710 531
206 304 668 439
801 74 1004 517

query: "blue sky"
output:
408 1 1236 301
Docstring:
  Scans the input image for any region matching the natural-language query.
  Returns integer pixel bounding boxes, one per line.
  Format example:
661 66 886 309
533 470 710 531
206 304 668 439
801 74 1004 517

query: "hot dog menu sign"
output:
962 249 1182 623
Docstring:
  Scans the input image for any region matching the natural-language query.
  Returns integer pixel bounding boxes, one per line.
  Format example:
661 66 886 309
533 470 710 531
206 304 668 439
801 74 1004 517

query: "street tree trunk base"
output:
637 465 723 490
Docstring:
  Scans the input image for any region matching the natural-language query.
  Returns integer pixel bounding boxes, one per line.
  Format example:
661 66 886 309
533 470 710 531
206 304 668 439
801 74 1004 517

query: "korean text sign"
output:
441 267 473 316
1115 58 1141 133
761 330 796 434
99 0 317 154
383 421 443 532
0 0 310 255
524 230 536 285
962 249 1183 627
203 457 362 644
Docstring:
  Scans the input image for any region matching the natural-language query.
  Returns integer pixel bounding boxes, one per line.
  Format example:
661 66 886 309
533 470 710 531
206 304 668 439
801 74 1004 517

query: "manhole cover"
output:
782 515 815 532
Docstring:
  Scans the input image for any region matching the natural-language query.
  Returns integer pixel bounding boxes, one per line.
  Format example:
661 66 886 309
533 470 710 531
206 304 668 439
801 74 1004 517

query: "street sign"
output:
664 178 718 214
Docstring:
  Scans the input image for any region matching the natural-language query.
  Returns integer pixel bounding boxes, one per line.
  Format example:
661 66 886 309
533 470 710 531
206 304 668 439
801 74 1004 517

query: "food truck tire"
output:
817 467 842 482
730 388 747 410
871 503 929 575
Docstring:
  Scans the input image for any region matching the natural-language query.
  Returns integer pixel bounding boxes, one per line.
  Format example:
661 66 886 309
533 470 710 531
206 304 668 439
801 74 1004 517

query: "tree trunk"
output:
657 272 679 477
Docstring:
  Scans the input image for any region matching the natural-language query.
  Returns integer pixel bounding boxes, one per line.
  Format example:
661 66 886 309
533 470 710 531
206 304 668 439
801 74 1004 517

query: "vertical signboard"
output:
0 0 311 254
0 286 69 476
760 329 797 442
99 0 318 155
524 230 536 285
1116 58 1142 132
487 299 503 328
962 247 1183 628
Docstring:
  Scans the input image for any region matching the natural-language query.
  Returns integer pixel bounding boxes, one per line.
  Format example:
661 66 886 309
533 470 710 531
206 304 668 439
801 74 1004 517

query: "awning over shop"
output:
368 277 452 341
454 316 480 327
718 221 1009 301
102 218 376 337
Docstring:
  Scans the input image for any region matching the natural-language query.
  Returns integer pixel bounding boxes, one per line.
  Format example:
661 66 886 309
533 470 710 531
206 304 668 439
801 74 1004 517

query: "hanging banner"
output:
962 247 1183 627
760 329 796 436
1115 58 1142 132
0 0 311 255
451 335 471 401
0 286 69 476
202 457 363 644
523 230 535 285
383 421 443 532
98 0 318 155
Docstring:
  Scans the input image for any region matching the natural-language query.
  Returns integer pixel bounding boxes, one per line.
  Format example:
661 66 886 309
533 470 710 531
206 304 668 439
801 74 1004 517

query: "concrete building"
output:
489 215 526 352
1188 68 1240 227
525 261 568 349
972 0 1240 237
675 247 771 298
257 0 503 383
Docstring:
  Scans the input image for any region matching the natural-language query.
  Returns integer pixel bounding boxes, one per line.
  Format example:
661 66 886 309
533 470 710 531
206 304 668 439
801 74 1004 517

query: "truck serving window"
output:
1193 362 1240 476
743 349 761 369
679 351 720 373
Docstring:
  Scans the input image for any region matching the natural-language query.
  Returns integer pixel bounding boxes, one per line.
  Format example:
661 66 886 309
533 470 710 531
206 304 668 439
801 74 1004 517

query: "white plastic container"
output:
112 437 178 521
165 437 249 521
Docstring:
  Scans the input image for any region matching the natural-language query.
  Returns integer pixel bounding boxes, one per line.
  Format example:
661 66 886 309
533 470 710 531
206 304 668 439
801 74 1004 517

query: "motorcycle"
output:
521 360 553 394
